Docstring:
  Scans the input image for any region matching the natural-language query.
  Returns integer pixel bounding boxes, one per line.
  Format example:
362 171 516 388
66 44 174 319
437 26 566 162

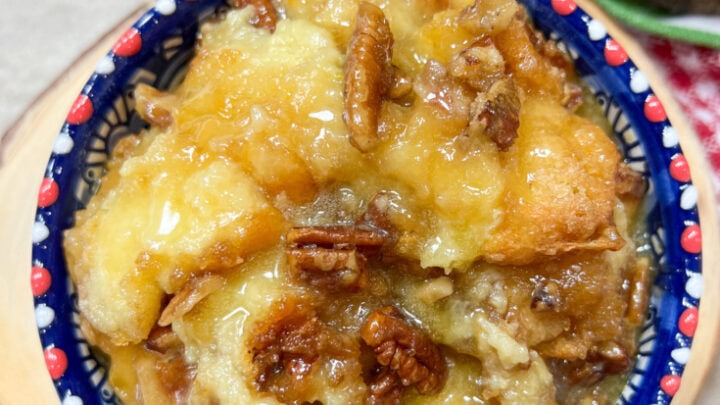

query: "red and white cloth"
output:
639 34 720 199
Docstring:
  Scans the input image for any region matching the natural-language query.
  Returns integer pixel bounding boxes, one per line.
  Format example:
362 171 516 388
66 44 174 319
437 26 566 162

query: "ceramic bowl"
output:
31 0 703 403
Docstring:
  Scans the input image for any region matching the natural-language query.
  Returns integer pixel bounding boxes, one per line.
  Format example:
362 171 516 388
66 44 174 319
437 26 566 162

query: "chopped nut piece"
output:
249 299 361 403
135 349 197 405
388 66 414 104
415 59 471 117
593 341 630 374
145 325 184 354
158 273 225 327
449 37 506 92
134 83 174 129
531 280 562 312
416 276 454 304
287 247 369 291
525 23 573 73
356 192 396 244
468 78 521 151
562 82 584 111
615 163 646 200
361 306 447 397
344 2 394 152
460 0 520 35
232 0 280 32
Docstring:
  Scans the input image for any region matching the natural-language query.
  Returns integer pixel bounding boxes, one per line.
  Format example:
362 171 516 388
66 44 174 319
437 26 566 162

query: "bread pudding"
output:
64 0 650 403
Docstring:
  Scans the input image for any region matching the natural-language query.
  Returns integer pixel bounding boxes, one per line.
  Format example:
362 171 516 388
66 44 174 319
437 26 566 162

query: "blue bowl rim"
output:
29 0 703 404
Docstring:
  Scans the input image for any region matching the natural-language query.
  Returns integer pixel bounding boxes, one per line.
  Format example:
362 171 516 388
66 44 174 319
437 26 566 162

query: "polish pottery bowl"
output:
31 0 702 403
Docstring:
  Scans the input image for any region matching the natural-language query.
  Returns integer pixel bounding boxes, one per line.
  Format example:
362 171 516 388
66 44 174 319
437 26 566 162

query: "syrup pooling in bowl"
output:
64 1 650 403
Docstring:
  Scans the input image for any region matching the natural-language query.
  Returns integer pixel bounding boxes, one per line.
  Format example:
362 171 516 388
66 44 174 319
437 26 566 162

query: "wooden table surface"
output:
0 1 717 404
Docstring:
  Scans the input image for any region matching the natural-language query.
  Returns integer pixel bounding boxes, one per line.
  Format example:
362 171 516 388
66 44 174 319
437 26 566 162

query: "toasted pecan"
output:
287 247 369 291
468 78 521 151
361 306 447 400
232 0 280 32
344 2 394 152
448 36 506 92
249 299 361 403
287 226 386 250
615 162 646 201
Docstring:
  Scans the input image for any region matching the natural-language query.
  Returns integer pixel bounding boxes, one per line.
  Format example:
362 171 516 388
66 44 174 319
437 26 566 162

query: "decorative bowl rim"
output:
30 0 703 404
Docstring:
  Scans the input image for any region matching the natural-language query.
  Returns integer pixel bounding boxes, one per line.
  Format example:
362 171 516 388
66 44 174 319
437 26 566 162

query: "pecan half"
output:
286 194 394 292
286 226 385 291
232 0 280 32
287 226 386 250
344 2 394 152
249 299 361 403
367 368 403 405
158 273 225 327
361 306 447 400
468 78 521 151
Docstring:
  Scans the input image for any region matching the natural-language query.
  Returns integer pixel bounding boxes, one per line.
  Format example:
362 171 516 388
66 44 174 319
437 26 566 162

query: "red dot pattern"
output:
604 39 628 66
669 155 691 182
678 307 699 337
113 28 142 57
31 266 52 297
660 374 681 397
44 347 68 380
66 94 93 125
681 224 702 254
644 95 667 123
37 178 59 208
551 0 577 16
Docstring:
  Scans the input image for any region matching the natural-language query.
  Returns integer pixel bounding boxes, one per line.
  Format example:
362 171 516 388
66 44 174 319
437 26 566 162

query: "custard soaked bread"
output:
64 0 649 403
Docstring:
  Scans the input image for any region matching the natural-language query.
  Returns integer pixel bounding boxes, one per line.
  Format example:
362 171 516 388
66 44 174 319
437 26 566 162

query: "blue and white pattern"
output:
31 0 703 403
